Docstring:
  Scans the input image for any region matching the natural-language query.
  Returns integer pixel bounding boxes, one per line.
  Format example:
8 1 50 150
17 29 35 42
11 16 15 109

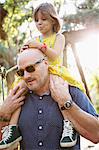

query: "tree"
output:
0 0 99 91
0 0 33 89
0 4 8 40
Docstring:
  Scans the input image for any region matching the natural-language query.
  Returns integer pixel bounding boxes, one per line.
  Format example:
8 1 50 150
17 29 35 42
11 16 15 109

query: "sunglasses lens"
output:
26 65 35 72
16 59 44 77
17 70 24 77
17 66 35 77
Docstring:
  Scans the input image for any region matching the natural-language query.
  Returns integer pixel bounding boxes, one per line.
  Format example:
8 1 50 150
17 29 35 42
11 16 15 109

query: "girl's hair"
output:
33 3 61 33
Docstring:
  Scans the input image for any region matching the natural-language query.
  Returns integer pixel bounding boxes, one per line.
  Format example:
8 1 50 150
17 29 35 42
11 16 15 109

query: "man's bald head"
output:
17 48 45 66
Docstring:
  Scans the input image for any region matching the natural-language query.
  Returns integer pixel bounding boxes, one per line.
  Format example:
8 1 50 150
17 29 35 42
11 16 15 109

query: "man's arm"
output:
50 75 99 143
61 101 99 143
0 86 25 121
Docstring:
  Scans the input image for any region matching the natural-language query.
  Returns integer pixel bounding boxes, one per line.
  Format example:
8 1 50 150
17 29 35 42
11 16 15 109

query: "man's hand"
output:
0 85 26 118
50 75 72 107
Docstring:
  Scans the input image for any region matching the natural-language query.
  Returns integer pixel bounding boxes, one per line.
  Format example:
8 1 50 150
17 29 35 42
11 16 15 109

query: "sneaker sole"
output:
60 139 77 147
0 136 22 149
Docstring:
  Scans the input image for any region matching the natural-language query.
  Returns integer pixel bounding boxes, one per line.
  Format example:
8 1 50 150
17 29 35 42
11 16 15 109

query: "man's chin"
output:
27 85 39 91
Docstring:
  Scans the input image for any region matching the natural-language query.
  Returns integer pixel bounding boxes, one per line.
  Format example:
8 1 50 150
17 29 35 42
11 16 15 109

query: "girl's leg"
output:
60 114 78 147
9 107 21 125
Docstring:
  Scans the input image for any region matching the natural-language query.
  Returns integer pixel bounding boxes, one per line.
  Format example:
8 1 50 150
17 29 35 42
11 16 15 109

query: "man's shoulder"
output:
69 85 98 117
68 85 88 103
69 85 82 95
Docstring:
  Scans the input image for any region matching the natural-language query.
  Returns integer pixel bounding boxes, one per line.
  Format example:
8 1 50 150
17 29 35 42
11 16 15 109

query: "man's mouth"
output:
26 78 36 85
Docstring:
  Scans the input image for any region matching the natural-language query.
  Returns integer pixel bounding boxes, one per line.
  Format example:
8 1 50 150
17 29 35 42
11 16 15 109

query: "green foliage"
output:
1 0 33 48
0 0 35 89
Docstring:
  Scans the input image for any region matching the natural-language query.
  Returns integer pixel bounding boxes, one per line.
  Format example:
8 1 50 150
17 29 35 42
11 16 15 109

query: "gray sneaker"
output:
60 120 77 147
0 125 22 149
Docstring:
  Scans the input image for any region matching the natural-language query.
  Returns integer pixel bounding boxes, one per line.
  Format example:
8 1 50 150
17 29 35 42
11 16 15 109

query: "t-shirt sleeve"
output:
69 86 99 117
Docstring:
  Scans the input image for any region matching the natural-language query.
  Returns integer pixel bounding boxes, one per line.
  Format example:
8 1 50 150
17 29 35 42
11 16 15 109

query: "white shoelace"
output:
1 126 12 142
62 120 73 139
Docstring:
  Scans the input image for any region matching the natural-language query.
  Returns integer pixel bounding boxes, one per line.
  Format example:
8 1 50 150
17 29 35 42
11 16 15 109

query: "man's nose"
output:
23 70 31 79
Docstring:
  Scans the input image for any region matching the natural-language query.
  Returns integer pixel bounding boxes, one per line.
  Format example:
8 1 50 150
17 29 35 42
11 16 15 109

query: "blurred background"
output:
0 0 99 149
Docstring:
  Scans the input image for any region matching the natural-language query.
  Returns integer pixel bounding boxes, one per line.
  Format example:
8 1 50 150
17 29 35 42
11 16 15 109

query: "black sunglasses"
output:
17 58 44 77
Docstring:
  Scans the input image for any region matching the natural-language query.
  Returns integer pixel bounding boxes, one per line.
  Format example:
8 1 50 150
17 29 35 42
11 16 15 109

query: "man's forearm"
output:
61 102 99 143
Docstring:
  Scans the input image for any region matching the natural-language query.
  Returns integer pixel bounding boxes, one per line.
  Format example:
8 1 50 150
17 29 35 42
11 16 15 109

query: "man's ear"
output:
44 60 49 70
44 60 49 65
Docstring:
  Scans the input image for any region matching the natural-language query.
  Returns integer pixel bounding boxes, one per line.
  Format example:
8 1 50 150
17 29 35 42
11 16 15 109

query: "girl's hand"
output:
20 40 42 52
28 41 47 54
50 75 72 107
28 40 42 49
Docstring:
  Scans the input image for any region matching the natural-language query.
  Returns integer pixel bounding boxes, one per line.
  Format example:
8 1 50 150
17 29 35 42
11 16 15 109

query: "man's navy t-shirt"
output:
18 86 98 150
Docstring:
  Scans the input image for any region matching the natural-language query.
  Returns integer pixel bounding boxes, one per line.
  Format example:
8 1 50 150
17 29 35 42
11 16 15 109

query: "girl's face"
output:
35 11 54 36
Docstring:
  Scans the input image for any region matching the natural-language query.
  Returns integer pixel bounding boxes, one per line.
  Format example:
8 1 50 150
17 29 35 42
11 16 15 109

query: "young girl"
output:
0 3 85 149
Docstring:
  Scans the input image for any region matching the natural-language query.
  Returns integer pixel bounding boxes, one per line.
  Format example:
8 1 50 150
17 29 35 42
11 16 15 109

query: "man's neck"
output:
34 77 50 96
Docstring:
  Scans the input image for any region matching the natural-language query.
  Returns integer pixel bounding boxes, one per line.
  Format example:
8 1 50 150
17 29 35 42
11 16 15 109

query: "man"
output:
16 48 99 150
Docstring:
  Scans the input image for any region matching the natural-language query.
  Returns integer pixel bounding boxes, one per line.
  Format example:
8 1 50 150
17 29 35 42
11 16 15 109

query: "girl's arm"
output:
43 33 65 61
22 33 65 61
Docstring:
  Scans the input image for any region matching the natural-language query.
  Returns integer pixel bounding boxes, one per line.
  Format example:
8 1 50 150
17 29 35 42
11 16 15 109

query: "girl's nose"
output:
38 20 42 25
